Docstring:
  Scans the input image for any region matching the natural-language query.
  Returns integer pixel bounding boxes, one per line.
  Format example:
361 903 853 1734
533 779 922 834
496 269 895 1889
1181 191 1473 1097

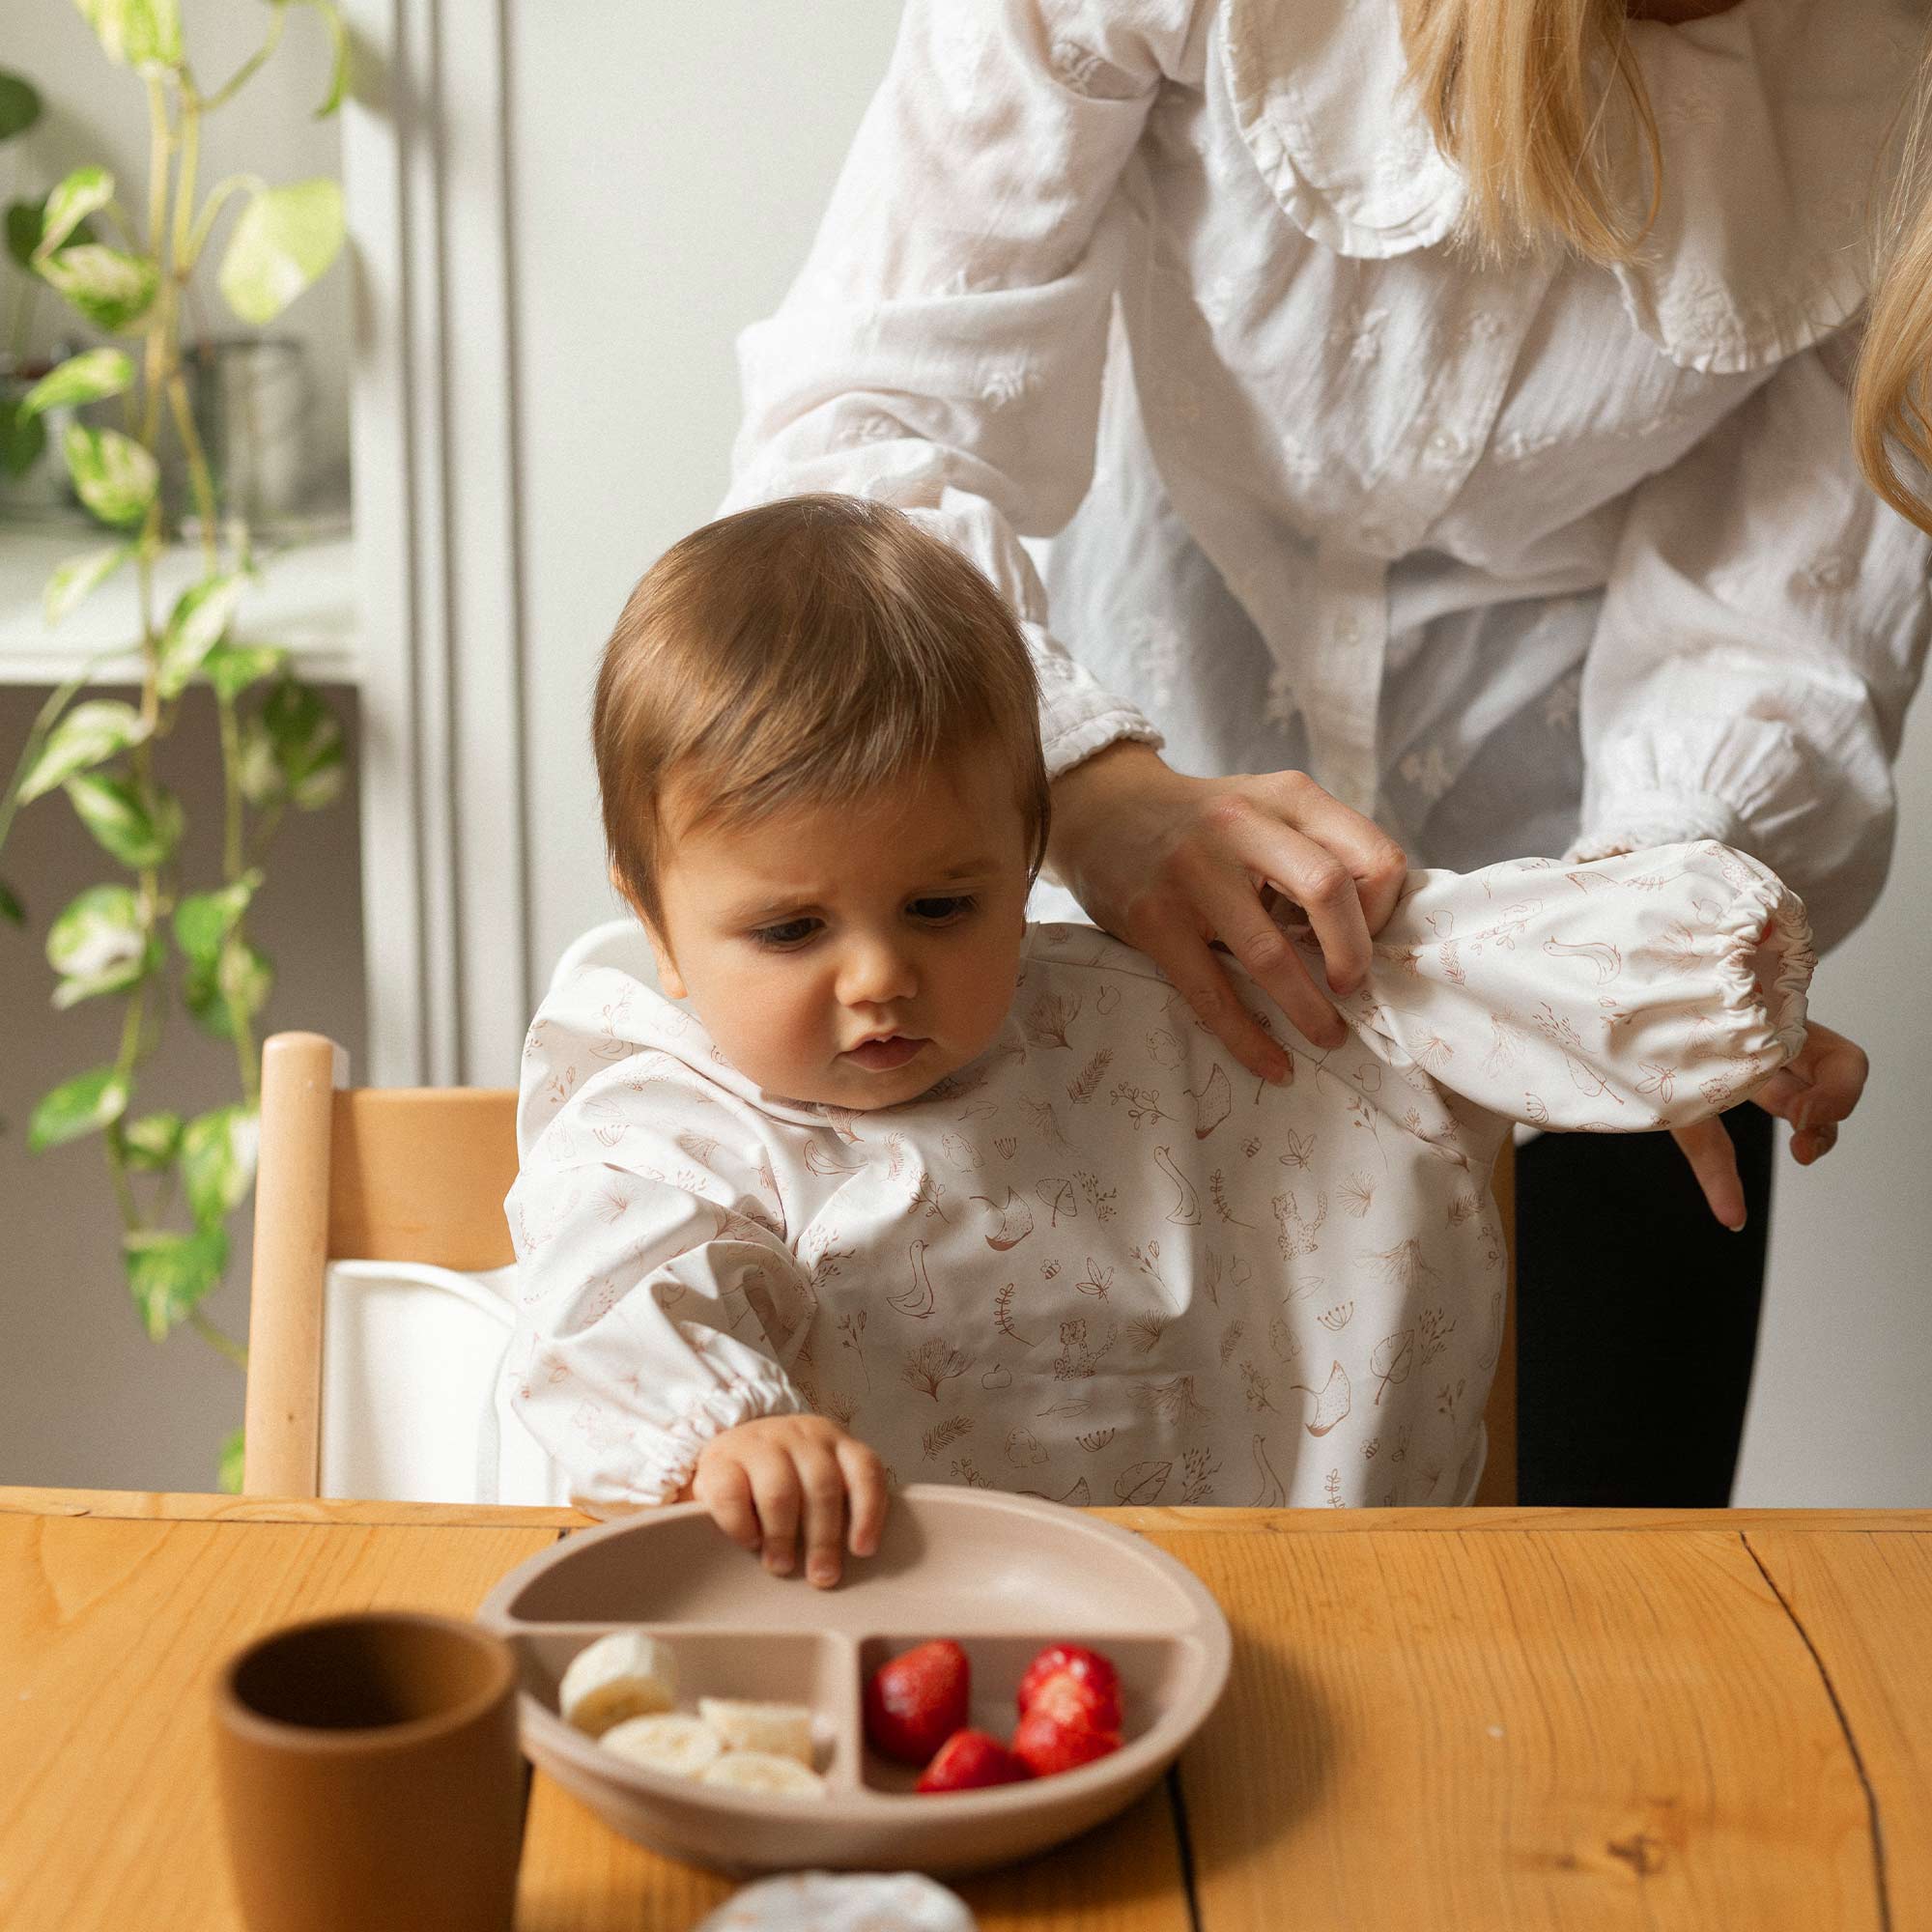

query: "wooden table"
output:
4 1489 1927 1931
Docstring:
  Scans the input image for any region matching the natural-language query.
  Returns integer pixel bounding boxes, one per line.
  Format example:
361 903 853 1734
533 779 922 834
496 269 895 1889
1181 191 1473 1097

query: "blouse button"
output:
1426 428 1465 461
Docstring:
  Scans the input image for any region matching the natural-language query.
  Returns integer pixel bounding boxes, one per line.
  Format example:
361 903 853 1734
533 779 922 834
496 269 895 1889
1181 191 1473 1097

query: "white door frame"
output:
341 0 533 1087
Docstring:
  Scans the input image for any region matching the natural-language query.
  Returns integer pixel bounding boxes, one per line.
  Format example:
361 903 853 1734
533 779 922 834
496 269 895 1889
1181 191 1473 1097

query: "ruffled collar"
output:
1219 0 1930 373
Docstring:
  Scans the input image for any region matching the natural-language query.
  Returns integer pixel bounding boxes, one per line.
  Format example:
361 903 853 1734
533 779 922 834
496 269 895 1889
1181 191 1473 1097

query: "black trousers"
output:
1514 1105 1776 1507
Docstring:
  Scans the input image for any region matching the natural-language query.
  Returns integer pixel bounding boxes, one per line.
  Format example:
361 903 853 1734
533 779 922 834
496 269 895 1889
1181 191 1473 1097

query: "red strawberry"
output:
864 1639 971 1766
1015 1643 1122 1730
1011 1706 1121 1777
915 1728 1034 1793
1026 1666 1123 1738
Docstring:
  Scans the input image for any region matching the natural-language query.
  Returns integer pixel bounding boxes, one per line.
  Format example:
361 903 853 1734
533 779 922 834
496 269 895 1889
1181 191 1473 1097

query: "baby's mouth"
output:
844 1034 926 1071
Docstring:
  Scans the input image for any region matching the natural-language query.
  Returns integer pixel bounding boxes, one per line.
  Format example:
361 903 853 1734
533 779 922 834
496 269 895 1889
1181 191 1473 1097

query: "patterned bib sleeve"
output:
505 986 810 1510
1337 842 1814 1132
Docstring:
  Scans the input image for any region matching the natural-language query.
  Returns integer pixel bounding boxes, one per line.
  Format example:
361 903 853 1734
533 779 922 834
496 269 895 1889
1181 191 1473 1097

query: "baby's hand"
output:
690 1414 889 1588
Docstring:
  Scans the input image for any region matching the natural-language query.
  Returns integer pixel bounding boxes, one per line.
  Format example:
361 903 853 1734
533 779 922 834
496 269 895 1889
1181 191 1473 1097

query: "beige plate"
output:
476 1484 1231 1875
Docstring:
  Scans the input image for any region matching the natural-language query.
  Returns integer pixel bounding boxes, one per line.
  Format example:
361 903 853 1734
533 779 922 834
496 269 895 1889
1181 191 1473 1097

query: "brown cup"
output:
214 1611 525 1932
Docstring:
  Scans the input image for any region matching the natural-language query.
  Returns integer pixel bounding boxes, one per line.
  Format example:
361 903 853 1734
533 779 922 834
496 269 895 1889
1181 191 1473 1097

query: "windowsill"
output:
0 513 360 687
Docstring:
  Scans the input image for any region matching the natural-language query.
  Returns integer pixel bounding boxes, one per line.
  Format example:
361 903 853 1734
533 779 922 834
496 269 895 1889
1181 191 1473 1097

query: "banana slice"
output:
599 1713 725 1778
696 1697 815 1767
698 1750 828 1798
558 1631 678 1738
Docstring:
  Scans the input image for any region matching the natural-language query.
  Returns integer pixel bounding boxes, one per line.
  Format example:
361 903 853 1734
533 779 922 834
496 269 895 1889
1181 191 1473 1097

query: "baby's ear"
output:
640 918 688 1001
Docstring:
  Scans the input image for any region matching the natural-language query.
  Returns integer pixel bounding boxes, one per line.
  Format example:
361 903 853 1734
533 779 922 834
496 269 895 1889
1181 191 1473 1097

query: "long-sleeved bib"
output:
506 843 1810 1512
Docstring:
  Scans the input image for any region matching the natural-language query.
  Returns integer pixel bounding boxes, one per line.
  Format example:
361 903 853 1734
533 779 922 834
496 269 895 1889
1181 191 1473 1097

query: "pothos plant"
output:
0 0 351 1491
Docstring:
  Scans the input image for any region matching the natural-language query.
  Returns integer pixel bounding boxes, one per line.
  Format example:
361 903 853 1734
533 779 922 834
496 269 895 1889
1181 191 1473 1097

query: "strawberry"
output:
1011 1705 1121 1777
1014 1643 1122 1731
863 1639 971 1766
915 1728 1034 1793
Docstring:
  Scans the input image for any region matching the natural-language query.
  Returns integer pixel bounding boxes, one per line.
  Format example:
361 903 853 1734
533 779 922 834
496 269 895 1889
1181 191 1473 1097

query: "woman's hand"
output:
689 1414 889 1589
1670 1018 1870 1229
1046 742 1410 1075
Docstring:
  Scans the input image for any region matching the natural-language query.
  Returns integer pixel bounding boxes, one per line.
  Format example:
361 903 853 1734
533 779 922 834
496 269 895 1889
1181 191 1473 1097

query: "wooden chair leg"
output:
1473 1139 1519 1507
242 1032 345 1497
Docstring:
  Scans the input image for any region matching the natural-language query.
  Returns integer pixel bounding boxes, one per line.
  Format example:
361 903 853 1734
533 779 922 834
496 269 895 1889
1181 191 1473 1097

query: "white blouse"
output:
719 0 1932 952
504 843 1812 1514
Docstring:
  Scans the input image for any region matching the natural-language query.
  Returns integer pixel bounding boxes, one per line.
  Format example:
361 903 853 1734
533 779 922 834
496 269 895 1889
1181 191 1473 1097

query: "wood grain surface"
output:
0 1508 559 1932
3 1490 1923 1932
1142 1523 1884 1931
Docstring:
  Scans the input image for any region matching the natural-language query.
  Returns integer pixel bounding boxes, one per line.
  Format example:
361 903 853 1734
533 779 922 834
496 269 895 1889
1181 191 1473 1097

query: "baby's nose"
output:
838 939 918 1006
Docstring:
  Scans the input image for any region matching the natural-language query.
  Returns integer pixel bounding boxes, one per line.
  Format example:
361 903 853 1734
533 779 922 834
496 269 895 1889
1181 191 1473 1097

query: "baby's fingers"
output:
692 1457 760 1553
797 1447 850 1589
837 1437 890 1560
747 1454 803 1577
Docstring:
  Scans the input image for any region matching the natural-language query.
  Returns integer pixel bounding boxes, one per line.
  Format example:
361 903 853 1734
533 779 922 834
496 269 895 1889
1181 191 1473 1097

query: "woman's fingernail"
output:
810 1560 837 1586
1729 1212 1747 1233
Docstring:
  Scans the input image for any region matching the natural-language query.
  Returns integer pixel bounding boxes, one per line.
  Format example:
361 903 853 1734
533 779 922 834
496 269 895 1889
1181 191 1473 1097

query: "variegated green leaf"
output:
18 698 149 803
0 878 23 926
0 394 44 477
20 346 133 418
199 641 286 701
261 681 345 810
217 180 344 325
28 1063 129 1152
218 1427 245 1494
0 72 43 142
182 1104 259 1227
124 1224 228 1342
46 880 144 982
236 712 281 806
156 573 247 699
43 543 132 625
63 424 158 528
173 872 259 969
34 166 112 257
74 0 182 69
5 197 44 269
122 1110 184 1171
64 771 181 869
185 937 273 1040
37 244 158 332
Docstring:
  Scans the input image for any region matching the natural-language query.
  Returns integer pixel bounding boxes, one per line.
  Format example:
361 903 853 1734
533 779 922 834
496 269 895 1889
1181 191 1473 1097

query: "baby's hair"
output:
594 494 1052 927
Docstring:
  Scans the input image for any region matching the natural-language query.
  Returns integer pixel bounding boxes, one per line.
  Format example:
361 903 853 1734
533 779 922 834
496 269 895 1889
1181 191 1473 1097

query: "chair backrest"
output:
242 1032 519 1497
243 1030 1519 1505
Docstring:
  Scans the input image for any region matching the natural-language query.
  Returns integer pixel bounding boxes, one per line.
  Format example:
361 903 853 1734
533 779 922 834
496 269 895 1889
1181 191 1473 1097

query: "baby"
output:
505 495 1812 1585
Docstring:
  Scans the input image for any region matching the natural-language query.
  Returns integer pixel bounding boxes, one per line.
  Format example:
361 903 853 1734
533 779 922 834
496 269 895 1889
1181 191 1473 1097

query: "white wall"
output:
501 4 1927 1504
506 3 907 990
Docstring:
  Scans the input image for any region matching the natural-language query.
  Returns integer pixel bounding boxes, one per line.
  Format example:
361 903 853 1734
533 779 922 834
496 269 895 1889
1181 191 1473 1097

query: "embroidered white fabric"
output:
504 842 1811 1514
719 0 1932 952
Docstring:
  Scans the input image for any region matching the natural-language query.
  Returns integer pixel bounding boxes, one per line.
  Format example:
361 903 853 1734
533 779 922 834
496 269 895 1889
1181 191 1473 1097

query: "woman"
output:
719 0 1924 1502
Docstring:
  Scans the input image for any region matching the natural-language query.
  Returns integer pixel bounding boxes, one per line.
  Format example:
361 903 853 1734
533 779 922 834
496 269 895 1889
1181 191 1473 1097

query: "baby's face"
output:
643 753 1034 1110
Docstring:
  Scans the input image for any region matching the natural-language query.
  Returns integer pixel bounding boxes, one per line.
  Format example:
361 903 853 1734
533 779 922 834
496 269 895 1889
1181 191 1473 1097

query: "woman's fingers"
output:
1670 1116 1747 1231
837 1436 890 1559
1752 1019 1868 1165
692 1457 760 1552
1208 800 1375 1002
1254 772 1411 935
1141 920 1299 1079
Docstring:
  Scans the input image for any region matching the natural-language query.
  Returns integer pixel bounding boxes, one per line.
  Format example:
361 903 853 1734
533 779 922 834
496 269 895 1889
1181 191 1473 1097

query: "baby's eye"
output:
908 895 977 923
750 917 820 949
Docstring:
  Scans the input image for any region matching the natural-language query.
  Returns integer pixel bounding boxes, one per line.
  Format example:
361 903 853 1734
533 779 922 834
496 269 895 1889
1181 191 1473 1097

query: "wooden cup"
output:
214 1612 525 1932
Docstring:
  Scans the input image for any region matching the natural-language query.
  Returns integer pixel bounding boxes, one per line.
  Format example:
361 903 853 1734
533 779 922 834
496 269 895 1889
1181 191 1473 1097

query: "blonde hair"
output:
593 495 1051 927
1400 0 1662 265
1855 45 1932 534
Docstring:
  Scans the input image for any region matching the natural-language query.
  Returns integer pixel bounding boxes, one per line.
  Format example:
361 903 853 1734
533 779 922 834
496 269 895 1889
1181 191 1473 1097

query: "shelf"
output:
0 517 360 687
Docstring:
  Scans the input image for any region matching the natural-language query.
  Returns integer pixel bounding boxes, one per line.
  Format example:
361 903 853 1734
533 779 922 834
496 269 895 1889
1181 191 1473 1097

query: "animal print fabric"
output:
505 842 1810 1511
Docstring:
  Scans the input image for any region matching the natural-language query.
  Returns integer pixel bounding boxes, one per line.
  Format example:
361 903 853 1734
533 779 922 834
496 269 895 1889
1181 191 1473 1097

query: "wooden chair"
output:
242 1032 519 1497
242 1032 1519 1504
